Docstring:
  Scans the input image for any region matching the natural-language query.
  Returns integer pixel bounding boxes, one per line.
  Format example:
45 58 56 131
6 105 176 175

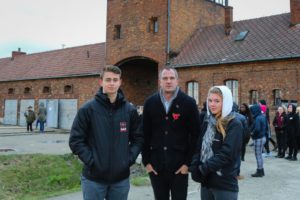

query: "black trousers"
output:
287 135 298 158
149 170 188 200
275 130 287 156
27 122 33 132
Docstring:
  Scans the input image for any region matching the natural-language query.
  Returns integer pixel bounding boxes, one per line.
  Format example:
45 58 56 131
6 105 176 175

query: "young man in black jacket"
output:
69 65 143 200
142 67 200 200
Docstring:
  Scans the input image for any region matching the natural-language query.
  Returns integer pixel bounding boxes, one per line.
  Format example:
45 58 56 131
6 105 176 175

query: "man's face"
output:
159 69 178 93
100 72 121 95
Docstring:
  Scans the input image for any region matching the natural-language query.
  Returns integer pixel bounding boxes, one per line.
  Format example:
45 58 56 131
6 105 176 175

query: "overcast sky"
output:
0 0 290 58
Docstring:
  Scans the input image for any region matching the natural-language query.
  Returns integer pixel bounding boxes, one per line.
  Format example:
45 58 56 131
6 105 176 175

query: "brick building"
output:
1 0 300 127
106 0 300 110
0 43 105 128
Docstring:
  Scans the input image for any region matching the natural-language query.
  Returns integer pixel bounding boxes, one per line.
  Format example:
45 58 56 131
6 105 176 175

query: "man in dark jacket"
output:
142 67 200 200
69 65 143 200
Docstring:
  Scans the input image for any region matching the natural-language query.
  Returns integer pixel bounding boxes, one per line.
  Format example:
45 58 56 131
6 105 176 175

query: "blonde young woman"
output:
190 86 243 200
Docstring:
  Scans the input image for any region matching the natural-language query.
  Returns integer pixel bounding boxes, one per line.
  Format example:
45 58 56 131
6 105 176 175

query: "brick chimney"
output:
290 0 300 25
224 6 233 35
12 48 26 60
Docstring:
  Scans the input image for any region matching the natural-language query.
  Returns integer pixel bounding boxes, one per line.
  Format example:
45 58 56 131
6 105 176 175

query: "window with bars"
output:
24 87 31 94
250 90 259 105
225 80 238 104
64 85 73 94
187 81 199 105
8 88 15 95
43 86 51 94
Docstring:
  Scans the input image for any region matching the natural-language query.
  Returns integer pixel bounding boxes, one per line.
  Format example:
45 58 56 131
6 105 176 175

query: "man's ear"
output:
99 79 102 86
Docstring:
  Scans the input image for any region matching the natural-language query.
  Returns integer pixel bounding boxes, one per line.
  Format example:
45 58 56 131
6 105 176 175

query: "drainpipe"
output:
166 0 171 65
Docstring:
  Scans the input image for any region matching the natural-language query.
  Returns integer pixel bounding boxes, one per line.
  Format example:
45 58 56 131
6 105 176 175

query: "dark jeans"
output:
39 121 45 132
81 176 129 200
27 122 33 132
201 187 238 200
149 170 188 200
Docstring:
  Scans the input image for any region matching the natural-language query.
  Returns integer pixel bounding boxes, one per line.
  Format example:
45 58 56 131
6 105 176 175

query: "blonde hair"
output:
208 87 234 139
297 106 300 115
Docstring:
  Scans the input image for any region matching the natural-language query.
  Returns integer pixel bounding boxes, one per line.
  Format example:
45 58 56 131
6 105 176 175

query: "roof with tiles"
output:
170 13 300 68
0 43 105 82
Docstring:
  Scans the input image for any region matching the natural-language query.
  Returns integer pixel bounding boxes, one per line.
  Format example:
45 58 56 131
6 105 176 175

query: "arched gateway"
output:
116 57 158 106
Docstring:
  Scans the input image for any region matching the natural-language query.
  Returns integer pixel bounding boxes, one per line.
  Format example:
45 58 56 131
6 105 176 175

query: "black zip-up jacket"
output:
190 115 243 192
69 88 143 183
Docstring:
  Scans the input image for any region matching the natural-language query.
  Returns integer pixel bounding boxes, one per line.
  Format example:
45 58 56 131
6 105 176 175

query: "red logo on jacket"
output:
172 113 180 121
120 122 127 133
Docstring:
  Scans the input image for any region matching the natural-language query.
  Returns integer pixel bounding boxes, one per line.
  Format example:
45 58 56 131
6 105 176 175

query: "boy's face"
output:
100 72 122 95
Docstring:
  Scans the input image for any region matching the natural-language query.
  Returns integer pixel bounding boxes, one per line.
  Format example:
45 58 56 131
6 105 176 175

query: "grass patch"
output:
0 154 82 200
130 164 150 186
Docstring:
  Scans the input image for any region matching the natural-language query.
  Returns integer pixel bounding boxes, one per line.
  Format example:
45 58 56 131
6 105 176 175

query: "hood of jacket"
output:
250 104 262 118
207 85 233 118
95 87 127 108
288 104 296 115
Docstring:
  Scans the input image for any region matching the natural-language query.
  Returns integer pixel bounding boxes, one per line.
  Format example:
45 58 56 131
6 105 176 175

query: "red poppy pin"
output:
172 113 180 121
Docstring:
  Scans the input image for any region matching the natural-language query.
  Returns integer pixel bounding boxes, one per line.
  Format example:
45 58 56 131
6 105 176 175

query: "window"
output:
235 31 249 41
24 87 31 94
114 25 122 39
225 80 238 104
64 85 73 94
250 90 259 105
149 17 159 33
8 88 15 95
207 0 227 6
43 86 51 94
273 89 281 106
187 81 199 105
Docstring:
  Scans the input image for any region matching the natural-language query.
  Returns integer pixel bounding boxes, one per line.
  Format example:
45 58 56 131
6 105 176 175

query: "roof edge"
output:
0 73 100 82
173 55 300 69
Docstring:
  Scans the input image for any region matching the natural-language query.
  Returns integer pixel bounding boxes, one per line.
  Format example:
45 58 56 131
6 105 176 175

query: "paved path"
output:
1 125 300 200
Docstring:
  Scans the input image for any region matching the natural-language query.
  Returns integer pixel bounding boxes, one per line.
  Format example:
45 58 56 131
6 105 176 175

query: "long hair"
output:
208 87 233 139
240 103 253 126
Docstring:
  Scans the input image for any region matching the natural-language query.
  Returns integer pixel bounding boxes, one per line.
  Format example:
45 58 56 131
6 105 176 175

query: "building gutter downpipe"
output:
166 0 171 65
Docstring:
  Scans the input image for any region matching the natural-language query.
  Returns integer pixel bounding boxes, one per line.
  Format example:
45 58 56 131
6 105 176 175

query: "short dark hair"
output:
159 67 178 80
100 65 122 79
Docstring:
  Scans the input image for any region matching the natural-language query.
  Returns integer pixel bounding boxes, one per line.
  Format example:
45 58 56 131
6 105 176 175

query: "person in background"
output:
69 65 143 200
285 104 300 161
142 67 200 200
272 106 287 158
239 103 253 161
190 86 243 200
259 100 277 150
250 104 266 177
37 102 47 133
260 105 272 157
24 105 36 132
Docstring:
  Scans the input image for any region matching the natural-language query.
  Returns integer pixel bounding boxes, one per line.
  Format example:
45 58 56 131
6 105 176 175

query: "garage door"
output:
38 99 59 128
19 99 35 126
58 99 77 129
3 100 18 125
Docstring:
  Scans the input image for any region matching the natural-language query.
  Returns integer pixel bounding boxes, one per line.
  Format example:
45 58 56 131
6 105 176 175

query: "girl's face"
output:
288 105 293 113
208 93 223 116
277 107 283 114
240 105 246 112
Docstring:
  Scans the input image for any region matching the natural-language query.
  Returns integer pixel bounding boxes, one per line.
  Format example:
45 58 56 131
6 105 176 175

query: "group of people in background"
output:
24 102 47 133
69 65 300 200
